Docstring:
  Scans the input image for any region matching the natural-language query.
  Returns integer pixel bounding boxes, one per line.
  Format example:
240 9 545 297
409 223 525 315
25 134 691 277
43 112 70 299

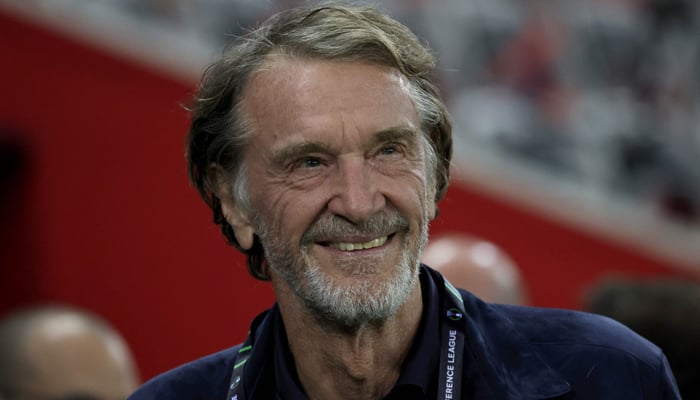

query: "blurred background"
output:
1 0 699 382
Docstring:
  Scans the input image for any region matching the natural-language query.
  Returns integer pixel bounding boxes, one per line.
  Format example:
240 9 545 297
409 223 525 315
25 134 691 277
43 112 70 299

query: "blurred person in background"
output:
422 233 528 305
585 278 700 400
0 305 139 400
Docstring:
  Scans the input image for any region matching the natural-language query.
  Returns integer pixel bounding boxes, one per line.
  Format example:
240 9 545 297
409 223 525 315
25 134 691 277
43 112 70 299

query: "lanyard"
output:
437 279 466 400
226 279 466 400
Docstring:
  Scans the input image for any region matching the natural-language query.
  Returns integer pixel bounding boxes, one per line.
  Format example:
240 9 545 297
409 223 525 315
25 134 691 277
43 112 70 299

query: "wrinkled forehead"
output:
240 56 419 137
248 55 413 101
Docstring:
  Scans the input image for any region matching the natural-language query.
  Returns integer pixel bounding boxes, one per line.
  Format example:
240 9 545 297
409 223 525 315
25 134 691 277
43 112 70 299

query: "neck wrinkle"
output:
274 277 424 400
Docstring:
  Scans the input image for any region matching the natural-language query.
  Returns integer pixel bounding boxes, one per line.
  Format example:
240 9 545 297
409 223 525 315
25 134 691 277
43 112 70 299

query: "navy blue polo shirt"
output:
129 265 681 399
272 267 441 399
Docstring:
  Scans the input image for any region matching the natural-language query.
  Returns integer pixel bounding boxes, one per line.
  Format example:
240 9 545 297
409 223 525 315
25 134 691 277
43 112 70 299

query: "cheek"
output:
382 168 431 215
250 181 325 237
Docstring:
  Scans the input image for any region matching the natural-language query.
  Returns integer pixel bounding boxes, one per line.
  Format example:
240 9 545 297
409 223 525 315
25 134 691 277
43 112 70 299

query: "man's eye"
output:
300 158 321 168
380 145 401 155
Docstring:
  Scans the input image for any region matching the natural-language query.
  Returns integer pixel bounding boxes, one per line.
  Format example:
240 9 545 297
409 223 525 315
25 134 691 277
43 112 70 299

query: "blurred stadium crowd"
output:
27 0 700 224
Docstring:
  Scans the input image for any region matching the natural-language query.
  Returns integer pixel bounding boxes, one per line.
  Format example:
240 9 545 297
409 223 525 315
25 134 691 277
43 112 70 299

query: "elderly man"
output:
0 305 139 400
130 4 679 400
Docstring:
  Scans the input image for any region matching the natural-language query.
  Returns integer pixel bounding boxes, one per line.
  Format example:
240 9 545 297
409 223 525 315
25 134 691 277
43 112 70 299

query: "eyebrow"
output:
372 126 420 145
271 141 330 167
270 126 420 166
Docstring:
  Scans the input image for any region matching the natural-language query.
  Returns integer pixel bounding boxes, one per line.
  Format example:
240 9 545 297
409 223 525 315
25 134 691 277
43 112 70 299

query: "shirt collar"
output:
423 266 572 399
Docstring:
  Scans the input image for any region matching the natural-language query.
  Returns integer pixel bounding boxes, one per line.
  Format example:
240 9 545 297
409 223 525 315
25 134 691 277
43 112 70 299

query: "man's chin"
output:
311 300 400 330
307 276 415 327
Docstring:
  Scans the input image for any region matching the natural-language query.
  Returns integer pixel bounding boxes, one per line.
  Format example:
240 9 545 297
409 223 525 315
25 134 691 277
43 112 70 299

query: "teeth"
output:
329 236 388 251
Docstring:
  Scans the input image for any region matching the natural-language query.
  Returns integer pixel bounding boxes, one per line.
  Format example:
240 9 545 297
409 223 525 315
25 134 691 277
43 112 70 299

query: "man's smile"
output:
326 236 389 252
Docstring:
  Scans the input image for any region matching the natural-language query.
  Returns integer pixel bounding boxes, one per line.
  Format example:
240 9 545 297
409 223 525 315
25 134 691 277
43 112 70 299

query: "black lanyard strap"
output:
227 309 270 400
227 338 253 400
438 279 467 400
226 279 466 400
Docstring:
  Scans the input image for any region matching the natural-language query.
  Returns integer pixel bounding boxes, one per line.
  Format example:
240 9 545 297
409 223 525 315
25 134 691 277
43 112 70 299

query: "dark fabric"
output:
129 266 681 400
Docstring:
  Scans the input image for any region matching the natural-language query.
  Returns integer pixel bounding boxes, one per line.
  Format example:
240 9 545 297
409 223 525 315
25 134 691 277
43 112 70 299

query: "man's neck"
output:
274 281 424 400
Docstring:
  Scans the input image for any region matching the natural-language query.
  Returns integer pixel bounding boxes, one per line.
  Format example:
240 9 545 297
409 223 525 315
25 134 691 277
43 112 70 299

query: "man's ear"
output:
210 164 255 250
428 179 439 221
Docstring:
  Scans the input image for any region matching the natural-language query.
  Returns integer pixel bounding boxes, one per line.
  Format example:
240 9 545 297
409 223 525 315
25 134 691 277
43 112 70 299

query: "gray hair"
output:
186 3 452 280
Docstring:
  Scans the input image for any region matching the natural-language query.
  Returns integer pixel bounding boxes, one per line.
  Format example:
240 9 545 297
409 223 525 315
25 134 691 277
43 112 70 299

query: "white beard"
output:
257 210 428 329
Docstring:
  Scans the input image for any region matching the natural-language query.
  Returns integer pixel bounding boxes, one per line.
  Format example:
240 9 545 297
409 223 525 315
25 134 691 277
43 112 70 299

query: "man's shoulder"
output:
481 298 676 392
128 345 239 400
465 298 680 398
496 302 661 361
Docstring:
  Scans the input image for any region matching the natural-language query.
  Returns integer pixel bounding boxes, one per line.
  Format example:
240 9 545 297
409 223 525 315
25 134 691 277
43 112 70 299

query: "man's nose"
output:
326 157 385 224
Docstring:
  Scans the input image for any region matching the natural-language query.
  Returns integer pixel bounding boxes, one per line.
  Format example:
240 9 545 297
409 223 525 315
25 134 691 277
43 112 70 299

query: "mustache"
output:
301 211 409 244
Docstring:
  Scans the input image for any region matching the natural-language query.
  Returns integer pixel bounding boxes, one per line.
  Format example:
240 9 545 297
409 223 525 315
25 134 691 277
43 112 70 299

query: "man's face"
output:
228 58 436 326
